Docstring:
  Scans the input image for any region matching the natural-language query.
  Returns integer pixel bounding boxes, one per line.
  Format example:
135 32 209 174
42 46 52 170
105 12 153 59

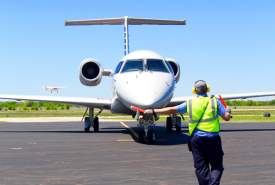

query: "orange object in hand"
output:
218 95 228 108
130 105 145 113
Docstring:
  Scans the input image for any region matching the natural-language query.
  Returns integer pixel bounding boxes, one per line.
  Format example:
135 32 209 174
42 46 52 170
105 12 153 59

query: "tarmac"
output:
0 120 275 185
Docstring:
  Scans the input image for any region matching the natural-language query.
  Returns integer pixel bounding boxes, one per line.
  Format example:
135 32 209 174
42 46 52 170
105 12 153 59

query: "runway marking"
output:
120 121 138 139
9 147 23 150
116 139 134 142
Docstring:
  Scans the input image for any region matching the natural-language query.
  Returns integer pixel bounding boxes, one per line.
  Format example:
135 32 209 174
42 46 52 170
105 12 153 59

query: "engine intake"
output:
166 59 180 83
80 58 102 86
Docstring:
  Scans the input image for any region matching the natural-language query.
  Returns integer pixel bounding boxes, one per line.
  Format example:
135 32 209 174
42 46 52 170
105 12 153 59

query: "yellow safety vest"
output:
186 96 220 136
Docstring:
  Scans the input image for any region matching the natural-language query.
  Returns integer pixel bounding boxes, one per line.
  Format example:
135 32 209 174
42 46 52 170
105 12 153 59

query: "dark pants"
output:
190 135 224 185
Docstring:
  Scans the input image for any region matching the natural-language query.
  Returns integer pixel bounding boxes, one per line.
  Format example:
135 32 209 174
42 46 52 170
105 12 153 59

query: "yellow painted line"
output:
120 121 138 139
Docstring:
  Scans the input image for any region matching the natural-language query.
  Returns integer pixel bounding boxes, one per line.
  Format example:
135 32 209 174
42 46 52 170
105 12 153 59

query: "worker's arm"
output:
144 106 177 115
217 99 231 121
144 102 187 115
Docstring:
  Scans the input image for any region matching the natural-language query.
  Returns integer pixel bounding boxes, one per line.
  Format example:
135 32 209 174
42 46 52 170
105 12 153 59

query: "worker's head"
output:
192 80 210 94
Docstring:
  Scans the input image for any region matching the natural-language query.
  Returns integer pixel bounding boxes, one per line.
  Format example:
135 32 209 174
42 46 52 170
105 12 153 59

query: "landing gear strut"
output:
83 107 102 132
133 109 158 144
138 125 157 144
166 114 182 133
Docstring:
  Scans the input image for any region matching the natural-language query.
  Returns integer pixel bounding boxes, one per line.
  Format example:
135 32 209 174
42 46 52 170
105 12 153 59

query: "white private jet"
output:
43 85 64 94
1 16 275 143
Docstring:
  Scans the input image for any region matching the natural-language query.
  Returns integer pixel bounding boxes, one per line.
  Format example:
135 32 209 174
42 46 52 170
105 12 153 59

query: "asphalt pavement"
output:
0 121 275 185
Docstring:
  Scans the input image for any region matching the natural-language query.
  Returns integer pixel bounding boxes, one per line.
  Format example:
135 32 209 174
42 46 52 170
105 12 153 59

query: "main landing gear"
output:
83 107 102 132
166 114 182 133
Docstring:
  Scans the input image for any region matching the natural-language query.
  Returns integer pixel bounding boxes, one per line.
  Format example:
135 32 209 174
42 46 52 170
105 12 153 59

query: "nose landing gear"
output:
135 113 158 144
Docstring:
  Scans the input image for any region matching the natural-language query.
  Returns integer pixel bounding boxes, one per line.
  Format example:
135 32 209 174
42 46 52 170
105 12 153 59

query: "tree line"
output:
1 99 275 111
226 99 275 106
0 101 71 111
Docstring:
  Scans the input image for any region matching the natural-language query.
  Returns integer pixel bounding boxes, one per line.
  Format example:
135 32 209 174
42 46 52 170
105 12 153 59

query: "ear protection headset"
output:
192 80 210 94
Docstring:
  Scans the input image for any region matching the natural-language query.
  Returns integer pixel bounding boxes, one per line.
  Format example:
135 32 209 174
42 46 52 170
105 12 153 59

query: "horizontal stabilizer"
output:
65 16 186 55
65 17 186 26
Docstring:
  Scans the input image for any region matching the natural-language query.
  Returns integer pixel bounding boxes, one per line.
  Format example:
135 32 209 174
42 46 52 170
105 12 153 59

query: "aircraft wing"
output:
168 91 275 106
0 95 112 109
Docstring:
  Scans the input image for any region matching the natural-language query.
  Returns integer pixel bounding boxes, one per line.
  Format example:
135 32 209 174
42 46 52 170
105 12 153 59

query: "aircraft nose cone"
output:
115 71 175 109
132 91 162 108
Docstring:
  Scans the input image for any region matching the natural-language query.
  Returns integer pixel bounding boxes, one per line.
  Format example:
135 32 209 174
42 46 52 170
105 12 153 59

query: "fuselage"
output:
112 50 176 110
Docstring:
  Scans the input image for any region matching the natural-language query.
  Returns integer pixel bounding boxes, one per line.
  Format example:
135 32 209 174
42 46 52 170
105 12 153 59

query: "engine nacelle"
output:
79 58 103 86
166 59 180 83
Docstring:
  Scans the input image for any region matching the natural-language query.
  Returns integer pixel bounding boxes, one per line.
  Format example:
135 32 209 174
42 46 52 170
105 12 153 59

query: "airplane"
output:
43 85 64 94
1 16 275 143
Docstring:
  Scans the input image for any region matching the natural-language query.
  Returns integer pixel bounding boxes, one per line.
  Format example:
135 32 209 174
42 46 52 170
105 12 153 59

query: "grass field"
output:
0 107 275 122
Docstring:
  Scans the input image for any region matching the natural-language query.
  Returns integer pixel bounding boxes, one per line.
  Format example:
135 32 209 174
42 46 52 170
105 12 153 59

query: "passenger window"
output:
147 59 169 73
114 61 123 74
121 60 143 73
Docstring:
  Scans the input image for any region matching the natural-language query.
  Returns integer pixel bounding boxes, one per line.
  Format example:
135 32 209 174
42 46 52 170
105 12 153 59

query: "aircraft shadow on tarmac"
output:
122 126 190 146
1 126 275 145
0 130 126 134
0 126 190 146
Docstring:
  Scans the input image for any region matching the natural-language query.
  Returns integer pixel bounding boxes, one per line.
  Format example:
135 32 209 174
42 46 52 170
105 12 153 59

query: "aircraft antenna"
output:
124 16 129 55
65 16 186 56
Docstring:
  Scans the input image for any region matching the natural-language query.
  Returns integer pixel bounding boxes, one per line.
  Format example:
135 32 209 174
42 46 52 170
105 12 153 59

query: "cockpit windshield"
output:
114 61 123 74
120 59 170 73
121 59 143 73
146 59 169 73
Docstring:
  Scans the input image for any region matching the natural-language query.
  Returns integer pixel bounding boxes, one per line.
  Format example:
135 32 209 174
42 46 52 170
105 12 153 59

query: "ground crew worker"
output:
144 80 231 185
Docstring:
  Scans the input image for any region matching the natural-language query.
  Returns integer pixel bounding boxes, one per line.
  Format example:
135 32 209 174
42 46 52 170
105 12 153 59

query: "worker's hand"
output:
144 109 153 115
226 107 232 114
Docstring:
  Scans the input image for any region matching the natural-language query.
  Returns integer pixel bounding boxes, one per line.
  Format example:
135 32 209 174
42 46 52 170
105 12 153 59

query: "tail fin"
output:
65 16 186 55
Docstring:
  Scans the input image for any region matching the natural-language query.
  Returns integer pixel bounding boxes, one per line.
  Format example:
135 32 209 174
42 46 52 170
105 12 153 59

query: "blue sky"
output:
0 0 274 99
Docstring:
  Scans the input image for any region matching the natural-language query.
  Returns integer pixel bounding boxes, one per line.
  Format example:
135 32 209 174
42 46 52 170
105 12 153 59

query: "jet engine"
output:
79 58 103 86
166 59 180 83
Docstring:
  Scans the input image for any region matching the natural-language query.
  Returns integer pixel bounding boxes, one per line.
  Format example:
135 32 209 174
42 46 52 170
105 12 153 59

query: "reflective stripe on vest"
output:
187 96 220 135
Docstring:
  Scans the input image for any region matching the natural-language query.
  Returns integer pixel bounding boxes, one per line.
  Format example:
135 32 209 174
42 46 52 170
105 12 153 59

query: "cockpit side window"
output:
146 59 169 73
114 61 123 74
121 59 144 73
165 61 174 74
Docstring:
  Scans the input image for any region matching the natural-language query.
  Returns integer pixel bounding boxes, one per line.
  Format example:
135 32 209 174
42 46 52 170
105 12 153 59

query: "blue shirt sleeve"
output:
217 99 227 116
176 102 187 114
